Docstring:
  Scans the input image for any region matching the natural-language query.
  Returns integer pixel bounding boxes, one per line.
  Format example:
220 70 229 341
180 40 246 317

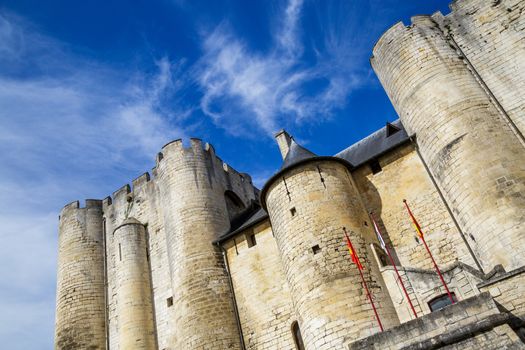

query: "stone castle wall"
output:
438 0 525 138
352 143 476 269
263 159 399 349
371 7 525 272
55 200 106 349
155 139 256 349
54 0 525 349
224 221 296 349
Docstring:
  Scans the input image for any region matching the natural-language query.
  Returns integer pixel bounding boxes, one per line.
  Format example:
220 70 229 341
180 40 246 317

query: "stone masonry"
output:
54 1 525 349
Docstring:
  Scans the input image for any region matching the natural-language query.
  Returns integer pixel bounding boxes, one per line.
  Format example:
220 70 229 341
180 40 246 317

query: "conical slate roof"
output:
281 139 317 169
259 138 353 210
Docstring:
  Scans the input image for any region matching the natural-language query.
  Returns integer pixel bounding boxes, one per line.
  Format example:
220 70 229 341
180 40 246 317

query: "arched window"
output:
291 321 305 350
428 293 457 312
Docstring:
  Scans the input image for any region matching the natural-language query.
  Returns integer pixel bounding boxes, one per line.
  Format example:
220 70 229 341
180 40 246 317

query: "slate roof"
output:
281 139 317 169
335 119 410 167
215 206 268 244
217 119 412 243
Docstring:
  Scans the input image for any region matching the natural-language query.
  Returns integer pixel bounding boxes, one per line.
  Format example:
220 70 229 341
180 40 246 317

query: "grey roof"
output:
335 119 411 167
281 140 317 169
215 207 268 244
217 119 412 244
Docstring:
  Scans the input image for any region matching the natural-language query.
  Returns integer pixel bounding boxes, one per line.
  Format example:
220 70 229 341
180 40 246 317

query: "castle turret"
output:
371 16 525 271
260 137 399 349
113 217 156 349
156 138 255 348
54 200 106 349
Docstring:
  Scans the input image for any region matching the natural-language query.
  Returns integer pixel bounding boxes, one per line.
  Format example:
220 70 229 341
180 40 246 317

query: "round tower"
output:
156 138 242 349
55 200 106 349
371 16 525 271
261 134 399 349
113 217 156 349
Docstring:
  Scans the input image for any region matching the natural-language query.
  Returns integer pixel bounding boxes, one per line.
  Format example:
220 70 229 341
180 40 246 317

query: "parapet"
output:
349 292 520 349
372 14 449 65
60 199 102 217
158 137 256 192
132 172 151 191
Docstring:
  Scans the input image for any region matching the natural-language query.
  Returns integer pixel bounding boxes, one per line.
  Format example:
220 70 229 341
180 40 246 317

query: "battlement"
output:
371 16 443 63
158 137 254 187
132 172 151 191
372 0 510 62
60 199 103 217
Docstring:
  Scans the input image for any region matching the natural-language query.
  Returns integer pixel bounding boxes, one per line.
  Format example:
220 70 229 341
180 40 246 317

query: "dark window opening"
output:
167 296 173 307
118 243 122 261
428 293 457 312
290 207 297 217
247 233 257 248
312 244 321 255
386 122 401 137
370 159 382 174
292 321 305 350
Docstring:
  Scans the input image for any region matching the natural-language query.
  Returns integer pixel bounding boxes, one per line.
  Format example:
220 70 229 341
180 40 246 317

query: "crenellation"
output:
132 172 151 190
102 195 112 207
112 183 131 204
60 200 79 213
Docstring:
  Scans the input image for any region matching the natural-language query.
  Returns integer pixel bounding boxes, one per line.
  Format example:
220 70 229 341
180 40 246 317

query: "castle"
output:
54 0 525 349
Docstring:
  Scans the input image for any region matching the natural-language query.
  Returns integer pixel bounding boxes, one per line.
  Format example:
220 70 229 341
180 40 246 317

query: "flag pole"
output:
343 227 384 332
369 212 418 319
403 200 455 305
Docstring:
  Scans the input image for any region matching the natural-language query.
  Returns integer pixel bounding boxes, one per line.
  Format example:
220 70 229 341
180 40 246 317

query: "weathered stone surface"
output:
371 11 525 272
54 1 525 349
113 218 156 349
263 158 399 349
349 292 525 350
55 200 106 350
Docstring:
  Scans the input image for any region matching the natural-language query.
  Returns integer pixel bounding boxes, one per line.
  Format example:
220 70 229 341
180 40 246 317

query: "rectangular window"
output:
312 245 321 255
118 243 122 261
167 297 173 307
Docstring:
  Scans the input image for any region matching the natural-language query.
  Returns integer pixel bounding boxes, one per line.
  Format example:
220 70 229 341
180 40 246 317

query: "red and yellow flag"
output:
403 200 424 238
344 229 363 270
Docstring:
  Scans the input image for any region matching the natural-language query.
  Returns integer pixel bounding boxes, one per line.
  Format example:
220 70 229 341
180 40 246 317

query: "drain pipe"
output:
216 242 246 350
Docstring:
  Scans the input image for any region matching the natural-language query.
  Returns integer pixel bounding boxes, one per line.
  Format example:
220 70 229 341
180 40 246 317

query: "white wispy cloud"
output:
0 12 188 349
195 0 365 137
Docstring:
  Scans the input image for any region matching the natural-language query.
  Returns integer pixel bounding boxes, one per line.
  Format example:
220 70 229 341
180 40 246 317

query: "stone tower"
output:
113 217 156 349
156 138 255 349
260 131 399 349
54 200 106 349
371 15 525 271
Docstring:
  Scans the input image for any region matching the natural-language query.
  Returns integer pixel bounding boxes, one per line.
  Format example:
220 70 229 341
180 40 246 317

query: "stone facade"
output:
54 0 525 349
371 2 525 272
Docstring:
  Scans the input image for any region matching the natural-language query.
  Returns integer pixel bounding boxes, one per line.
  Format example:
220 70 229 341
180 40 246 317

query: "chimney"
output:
275 129 293 160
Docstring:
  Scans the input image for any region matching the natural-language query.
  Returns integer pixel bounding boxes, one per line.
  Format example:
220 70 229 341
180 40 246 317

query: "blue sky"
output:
0 0 451 348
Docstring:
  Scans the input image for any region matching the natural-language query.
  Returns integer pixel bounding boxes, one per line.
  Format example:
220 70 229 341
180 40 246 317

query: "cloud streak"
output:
0 12 189 349
195 0 365 137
